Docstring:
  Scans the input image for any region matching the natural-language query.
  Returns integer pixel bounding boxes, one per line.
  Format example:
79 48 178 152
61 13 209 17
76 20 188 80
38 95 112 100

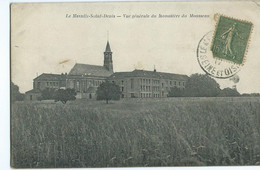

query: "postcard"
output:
11 1 260 168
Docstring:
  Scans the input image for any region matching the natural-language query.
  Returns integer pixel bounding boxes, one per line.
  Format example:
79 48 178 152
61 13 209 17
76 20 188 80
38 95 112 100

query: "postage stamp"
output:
197 31 241 79
197 14 253 79
211 15 253 65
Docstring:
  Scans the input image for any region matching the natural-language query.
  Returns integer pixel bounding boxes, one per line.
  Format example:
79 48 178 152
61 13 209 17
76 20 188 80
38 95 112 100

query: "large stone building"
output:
25 41 188 100
108 69 188 98
25 41 114 100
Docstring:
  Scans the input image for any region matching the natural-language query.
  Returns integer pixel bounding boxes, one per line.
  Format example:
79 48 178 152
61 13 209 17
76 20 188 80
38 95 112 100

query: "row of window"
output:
141 85 151 91
74 79 105 87
73 79 105 92
140 79 160 85
46 81 59 87
140 79 151 84
140 93 160 98
35 81 59 89
141 93 152 98
141 86 181 92
119 79 185 89
140 78 185 87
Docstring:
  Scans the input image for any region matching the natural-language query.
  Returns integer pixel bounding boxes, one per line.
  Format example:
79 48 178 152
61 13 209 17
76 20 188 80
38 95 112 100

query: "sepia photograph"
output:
10 1 260 168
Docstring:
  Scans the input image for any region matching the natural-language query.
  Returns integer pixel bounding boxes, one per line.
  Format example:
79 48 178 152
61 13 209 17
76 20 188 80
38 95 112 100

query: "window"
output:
76 81 80 92
47 82 49 86
131 79 134 89
56 82 58 86
174 81 176 85
37 82 40 89
170 81 172 86
162 83 164 88
121 87 124 92
179 82 181 86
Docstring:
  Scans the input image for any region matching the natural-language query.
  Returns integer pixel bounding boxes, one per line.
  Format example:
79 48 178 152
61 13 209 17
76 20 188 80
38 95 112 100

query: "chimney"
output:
153 65 156 72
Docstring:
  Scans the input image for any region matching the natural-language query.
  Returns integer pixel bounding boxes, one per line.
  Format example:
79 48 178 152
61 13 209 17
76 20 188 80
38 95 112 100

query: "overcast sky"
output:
11 1 260 93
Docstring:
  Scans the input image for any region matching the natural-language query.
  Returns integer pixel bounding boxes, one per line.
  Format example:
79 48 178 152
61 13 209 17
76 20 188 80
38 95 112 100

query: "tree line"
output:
11 73 259 104
168 73 240 97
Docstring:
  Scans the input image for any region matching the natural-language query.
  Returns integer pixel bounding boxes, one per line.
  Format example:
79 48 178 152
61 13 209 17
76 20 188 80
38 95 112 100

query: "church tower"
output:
103 41 113 72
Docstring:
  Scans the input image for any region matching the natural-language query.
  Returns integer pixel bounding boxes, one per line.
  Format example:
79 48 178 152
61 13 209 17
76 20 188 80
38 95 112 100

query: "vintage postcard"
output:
11 1 260 168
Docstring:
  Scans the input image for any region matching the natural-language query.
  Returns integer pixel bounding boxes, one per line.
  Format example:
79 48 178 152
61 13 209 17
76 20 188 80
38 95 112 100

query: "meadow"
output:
11 97 260 168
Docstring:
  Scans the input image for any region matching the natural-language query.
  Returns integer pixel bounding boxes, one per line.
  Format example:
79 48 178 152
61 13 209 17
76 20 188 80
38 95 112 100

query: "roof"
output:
109 69 189 81
25 89 41 94
105 41 111 52
34 73 66 81
69 63 113 77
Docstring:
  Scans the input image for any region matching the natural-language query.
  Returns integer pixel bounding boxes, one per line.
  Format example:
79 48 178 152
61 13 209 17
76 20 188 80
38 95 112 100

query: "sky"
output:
11 1 260 93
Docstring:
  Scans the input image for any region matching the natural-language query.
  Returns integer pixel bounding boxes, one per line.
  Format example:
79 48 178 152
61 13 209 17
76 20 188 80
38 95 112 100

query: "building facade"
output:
25 41 188 100
108 69 188 98
25 41 114 100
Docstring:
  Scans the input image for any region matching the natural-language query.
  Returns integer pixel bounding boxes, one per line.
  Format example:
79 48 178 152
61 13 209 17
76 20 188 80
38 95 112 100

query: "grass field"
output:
11 97 260 168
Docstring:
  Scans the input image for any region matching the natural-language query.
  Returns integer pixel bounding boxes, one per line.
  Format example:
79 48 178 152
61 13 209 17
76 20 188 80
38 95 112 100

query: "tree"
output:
183 74 221 97
11 82 24 102
241 93 260 97
39 88 56 100
53 88 76 104
168 86 183 97
218 88 240 97
96 81 121 104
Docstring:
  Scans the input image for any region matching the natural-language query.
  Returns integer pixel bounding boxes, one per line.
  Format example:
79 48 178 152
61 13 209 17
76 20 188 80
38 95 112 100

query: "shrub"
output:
168 87 183 97
53 88 76 104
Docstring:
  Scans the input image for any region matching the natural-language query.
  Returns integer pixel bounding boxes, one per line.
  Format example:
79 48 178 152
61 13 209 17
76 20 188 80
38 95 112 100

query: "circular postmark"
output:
197 31 241 78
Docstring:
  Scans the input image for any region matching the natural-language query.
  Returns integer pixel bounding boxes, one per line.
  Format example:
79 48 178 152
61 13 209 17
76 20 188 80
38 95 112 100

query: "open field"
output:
11 97 260 168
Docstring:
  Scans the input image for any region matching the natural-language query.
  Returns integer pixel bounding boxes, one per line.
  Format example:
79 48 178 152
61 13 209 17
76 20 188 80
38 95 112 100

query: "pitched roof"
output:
105 41 111 52
109 69 189 81
34 73 66 81
69 63 113 77
25 89 41 94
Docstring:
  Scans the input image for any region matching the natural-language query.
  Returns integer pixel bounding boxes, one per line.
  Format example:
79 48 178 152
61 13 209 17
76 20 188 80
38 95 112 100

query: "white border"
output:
0 0 258 170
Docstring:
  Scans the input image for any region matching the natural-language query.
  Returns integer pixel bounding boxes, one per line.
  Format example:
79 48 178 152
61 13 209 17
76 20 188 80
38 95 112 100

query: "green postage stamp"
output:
211 15 253 65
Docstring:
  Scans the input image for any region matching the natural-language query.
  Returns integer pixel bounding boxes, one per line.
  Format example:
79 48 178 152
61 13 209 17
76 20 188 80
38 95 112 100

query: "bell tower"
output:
103 41 113 72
